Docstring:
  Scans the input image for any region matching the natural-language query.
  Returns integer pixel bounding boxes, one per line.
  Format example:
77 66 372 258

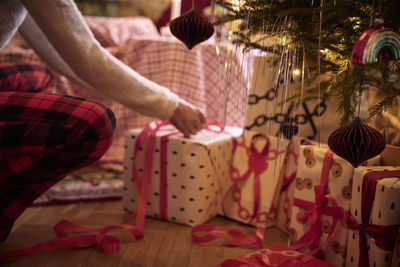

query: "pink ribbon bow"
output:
291 150 341 252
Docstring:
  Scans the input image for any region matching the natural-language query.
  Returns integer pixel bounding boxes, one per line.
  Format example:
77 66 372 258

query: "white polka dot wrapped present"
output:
122 121 242 226
345 166 400 267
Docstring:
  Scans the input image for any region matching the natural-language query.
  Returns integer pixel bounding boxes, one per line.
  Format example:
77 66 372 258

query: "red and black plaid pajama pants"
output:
0 63 116 241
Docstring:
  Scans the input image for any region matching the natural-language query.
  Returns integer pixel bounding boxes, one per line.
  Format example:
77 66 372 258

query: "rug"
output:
33 165 123 206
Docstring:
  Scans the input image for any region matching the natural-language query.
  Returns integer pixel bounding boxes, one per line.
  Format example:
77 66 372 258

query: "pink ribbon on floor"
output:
217 244 330 267
290 150 341 252
0 120 163 262
192 224 266 248
346 170 400 267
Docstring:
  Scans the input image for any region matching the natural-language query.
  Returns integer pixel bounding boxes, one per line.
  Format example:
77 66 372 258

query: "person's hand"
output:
170 99 206 137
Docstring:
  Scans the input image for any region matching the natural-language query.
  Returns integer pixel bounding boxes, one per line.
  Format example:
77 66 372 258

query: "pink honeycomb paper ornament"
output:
328 117 386 168
169 8 214 50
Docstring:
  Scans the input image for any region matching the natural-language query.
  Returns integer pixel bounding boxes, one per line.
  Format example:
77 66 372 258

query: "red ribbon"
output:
217 244 334 267
192 224 266 248
346 170 400 267
222 134 276 224
248 134 270 222
290 150 341 252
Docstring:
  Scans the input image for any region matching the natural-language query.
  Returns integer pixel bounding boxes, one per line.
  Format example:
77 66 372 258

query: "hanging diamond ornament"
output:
169 8 214 50
328 117 386 168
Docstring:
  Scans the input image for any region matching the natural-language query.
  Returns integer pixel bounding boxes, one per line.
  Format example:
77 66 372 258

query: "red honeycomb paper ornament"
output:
169 8 214 50
328 117 386 168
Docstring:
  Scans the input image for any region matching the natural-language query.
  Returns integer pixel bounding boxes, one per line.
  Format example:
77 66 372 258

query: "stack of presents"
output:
122 57 400 267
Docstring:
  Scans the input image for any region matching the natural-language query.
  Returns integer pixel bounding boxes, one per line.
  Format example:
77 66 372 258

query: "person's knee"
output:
79 102 116 159
63 98 116 161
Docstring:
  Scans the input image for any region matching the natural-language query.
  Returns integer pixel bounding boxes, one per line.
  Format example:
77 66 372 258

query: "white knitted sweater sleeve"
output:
19 0 179 120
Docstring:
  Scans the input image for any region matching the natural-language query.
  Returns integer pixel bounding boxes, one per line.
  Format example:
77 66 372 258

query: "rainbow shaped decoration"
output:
351 24 400 64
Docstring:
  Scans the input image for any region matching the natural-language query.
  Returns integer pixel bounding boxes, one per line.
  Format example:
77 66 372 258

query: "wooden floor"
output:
0 200 288 267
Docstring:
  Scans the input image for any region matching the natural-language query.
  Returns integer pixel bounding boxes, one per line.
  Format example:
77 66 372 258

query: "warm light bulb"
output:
293 69 300 76
231 0 245 11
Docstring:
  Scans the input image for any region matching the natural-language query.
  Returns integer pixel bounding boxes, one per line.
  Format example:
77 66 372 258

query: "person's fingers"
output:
169 99 208 138
193 122 201 131
183 128 191 138
188 123 198 135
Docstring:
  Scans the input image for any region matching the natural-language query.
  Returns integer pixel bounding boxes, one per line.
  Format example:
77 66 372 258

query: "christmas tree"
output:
215 0 400 125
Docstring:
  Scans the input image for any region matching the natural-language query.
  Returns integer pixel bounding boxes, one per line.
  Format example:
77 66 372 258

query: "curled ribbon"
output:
346 170 400 267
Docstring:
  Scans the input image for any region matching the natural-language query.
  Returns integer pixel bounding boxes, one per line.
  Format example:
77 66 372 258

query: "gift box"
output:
214 244 337 267
393 230 400 267
122 121 242 226
345 165 400 267
289 145 354 266
220 130 288 228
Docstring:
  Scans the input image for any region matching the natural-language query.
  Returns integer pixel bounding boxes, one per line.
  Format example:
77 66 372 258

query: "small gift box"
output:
122 121 242 226
214 244 337 267
345 166 400 267
221 130 288 228
289 145 354 266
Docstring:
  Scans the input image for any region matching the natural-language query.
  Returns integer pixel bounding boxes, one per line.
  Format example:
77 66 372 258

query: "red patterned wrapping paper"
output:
345 166 400 267
221 130 288 228
214 244 337 267
289 145 354 266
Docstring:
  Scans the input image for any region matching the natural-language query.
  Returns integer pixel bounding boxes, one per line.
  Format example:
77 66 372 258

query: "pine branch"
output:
215 0 400 125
